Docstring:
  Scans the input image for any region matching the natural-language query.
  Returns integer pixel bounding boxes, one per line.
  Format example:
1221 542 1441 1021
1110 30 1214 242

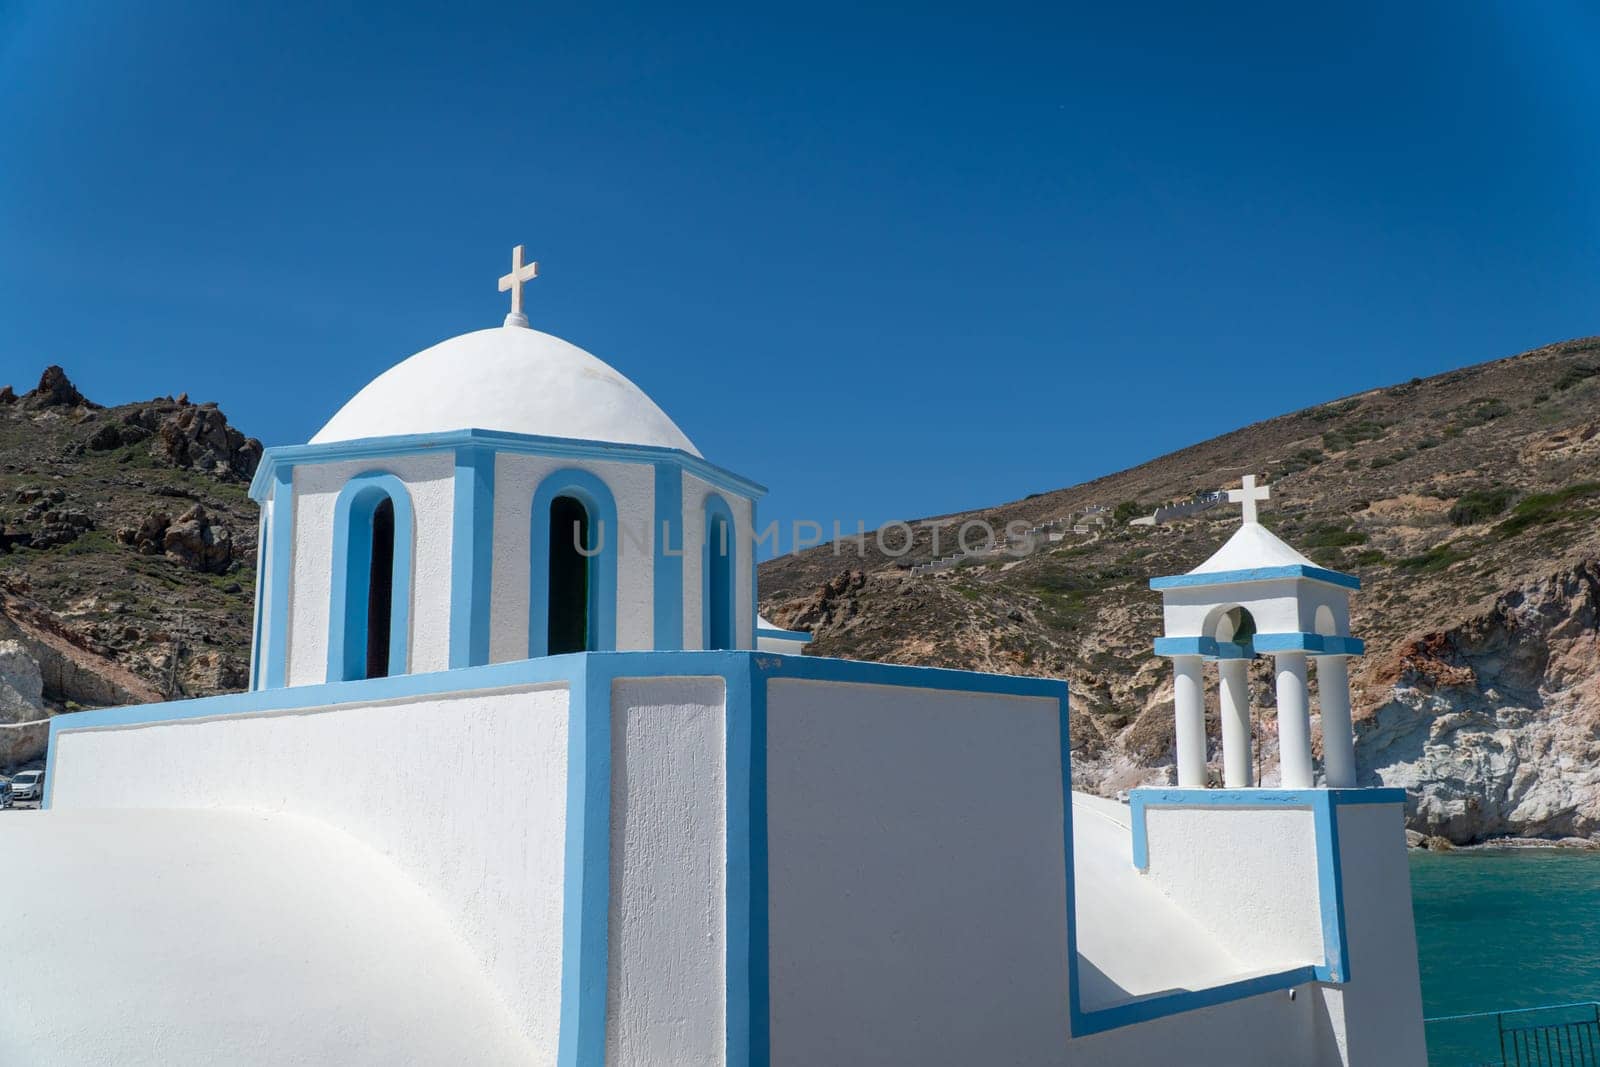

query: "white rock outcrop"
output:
0 640 46 724
1358 562 1600 843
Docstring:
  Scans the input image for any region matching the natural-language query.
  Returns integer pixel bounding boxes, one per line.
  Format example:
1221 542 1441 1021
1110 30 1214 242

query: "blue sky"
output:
2 2 1597 546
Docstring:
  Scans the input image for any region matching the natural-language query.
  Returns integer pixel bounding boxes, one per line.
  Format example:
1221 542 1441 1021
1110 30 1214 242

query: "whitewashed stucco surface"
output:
48 686 570 1059
0 808 538 1066
1069 793 1256 1006
606 677 727 1065
764 678 1070 1065
1141 805 1324 968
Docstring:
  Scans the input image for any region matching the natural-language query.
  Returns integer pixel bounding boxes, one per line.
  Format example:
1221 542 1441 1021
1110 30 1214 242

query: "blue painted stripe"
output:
261 465 295 689
722 655 759 1066
1251 633 1365 656
1149 563 1360 591
748 499 759 651
755 627 811 644
652 463 684 650
247 509 268 690
556 659 610 1067
449 444 496 668
1072 965 1320 1035
1155 633 1365 659
756 652 1068 698
250 427 767 503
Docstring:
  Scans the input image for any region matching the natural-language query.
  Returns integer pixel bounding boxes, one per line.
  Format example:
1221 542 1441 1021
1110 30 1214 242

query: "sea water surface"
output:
1413 850 1600 1065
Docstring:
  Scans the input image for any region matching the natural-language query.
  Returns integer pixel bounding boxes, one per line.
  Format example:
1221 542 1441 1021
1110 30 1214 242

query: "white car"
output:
9 770 44 804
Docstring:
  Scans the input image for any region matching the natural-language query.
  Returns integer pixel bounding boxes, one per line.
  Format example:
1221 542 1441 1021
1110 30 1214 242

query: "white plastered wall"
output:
764 678 1070 1065
606 677 727 1065
1315 802 1428 1067
47 686 571 1061
1139 806 1324 969
1162 579 1351 638
681 473 754 650
286 453 456 685
489 453 656 661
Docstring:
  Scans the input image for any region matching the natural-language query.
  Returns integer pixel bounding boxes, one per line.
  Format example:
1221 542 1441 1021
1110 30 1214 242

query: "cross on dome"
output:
498 244 539 328
1227 474 1270 525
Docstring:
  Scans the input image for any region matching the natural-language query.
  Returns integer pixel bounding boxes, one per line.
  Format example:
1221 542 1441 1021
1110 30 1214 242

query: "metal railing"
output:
1426 1002 1600 1066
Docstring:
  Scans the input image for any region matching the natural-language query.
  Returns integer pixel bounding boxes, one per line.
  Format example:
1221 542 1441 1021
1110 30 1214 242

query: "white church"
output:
0 249 1427 1065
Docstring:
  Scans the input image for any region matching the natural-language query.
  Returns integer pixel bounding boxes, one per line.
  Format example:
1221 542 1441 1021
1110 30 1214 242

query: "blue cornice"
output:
1150 564 1360 592
756 626 812 644
249 428 768 502
1155 633 1365 660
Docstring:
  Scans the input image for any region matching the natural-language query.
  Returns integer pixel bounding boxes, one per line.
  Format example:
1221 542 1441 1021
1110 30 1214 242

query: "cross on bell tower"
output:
1228 474 1270 525
499 244 539 328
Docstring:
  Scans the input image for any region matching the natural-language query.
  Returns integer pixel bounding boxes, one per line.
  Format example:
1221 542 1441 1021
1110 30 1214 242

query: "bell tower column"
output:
1217 657 1253 788
1171 654 1207 787
1316 654 1357 788
1273 651 1314 789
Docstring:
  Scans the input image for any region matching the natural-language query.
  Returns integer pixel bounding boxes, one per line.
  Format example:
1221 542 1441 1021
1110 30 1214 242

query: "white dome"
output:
311 326 700 456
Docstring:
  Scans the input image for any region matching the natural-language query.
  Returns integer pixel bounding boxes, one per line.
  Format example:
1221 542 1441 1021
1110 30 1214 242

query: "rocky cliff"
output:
759 336 1600 843
0 366 258 762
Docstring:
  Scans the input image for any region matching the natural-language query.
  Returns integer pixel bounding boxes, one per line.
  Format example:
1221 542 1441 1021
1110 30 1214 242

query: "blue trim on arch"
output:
1154 633 1365 660
748 499 759 651
530 468 619 657
703 493 738 650
260 464 295 689
1149 563 1360 591
652 463 684 649
250 427 767 504
327 472 414 682
449 444 496 668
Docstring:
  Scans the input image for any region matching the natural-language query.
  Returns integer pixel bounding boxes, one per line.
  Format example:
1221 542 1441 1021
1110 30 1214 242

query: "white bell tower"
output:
1150 476 1363 789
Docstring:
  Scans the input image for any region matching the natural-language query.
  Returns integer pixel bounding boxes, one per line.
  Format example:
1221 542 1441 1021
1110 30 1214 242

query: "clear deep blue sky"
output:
2 2 1596 543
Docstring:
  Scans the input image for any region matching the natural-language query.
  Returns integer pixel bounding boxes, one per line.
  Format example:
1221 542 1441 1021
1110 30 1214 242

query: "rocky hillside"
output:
0 366 261 766
759 336 1600 844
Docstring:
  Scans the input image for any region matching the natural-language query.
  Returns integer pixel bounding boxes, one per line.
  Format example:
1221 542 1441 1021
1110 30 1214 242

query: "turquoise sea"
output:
1413 850 1600 1065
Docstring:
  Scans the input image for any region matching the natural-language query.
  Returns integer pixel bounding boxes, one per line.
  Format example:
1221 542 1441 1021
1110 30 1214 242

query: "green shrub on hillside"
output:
1455 398 1511 427
1112 500 1146 525
1278 448 1326 475
1554 364 1600 392
1308 398 1362 423
1302 524 1368 549
1495 483 1600 537
1398 543 1469 573
1448 487 1516 526
1323 420 1387 452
